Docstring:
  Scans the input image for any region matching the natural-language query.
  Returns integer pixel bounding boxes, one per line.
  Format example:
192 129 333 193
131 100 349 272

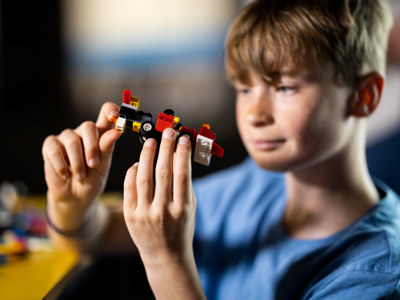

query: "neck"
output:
283 133 379 239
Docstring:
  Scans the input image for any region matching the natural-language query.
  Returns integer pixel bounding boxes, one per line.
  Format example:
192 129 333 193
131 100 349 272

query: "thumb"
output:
97 128 121 172
96 102 120 134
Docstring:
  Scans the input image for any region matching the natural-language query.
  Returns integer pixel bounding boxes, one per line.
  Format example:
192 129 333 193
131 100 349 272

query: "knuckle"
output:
60 128 74 137
137 176 151 188
174 205 187 219
42 135 57 154
140 147 155 160
123 210 136 224
156 168 171 181
152 205 168 223
43 139 62 159
46 146 61 159
55 165 70 176
43 134 56 145
124 168 138 189
159 141 174 152
64 134 81 149
103 101 119 111
175 171 189 185
80 121 96 131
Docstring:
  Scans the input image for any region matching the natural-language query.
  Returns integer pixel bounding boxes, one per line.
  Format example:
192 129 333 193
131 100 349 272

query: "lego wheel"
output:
140 121 155 138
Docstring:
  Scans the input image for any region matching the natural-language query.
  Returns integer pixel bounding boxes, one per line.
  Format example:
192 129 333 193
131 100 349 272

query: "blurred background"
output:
0 0 399 195
0 0 248 195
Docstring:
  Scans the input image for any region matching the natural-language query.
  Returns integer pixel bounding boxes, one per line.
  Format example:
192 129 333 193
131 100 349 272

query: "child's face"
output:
234 67 354 172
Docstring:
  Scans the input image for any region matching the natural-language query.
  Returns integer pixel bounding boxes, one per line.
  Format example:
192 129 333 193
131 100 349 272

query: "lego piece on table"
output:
0 253 7 265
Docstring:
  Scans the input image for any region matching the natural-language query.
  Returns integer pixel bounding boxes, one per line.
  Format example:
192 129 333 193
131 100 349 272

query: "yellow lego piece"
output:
173 116 180 124
130 96 141 109
132 121 141 132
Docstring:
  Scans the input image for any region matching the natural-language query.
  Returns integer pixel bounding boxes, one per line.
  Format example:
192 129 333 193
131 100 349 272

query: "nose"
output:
246 93 274 127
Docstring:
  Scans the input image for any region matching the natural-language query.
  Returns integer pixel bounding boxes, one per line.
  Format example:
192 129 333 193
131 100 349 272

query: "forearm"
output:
143 252 206 300
46 200 136 254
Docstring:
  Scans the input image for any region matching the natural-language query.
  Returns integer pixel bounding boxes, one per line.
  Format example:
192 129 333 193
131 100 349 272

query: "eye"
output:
277 86 297 95
234 85 251 95
238 88 250 94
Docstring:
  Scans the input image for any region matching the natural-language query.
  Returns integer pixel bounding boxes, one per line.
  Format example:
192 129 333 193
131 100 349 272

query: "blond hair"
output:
226 0 393 86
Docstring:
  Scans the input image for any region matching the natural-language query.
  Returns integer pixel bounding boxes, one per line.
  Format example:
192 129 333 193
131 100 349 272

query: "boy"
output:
42 0 400 299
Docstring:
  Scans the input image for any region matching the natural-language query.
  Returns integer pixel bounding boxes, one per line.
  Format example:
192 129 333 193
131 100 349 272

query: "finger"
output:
136 138 157 207
99 128 121 156
96 102 120 133
124 162 139 211
154 128 177 204
96 128 121 175
42 136 71 180
76 121 100 168
173 135 193 208
58 129 87 181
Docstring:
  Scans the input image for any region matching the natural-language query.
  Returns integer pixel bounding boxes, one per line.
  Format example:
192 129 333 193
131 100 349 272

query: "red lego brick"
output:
155 112 174 132
123 89 132 104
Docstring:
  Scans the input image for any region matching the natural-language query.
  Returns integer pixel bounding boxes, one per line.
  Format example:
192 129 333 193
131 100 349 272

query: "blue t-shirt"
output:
193 157 400 299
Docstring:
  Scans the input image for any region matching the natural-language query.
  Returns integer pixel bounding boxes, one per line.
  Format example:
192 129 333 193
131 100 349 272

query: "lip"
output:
250 139 286 151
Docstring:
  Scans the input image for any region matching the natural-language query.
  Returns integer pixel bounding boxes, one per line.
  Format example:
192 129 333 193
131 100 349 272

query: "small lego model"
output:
113 90 224 166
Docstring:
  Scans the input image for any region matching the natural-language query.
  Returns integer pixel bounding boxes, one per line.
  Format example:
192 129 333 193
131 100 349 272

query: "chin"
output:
247 147 308 173
250 154 292 173
254 161 289 173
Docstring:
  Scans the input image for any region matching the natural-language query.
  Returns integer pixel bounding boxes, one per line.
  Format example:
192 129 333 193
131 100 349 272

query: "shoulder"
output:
306 180 400 299
353 179 400 269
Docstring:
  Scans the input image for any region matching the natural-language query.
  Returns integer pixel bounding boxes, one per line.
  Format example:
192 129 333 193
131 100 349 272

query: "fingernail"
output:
108 111 119 120
179 135 190 145
163 129 176 140
133 162 139 167
144 138 156 147
75 172 86 181
88 158 99 168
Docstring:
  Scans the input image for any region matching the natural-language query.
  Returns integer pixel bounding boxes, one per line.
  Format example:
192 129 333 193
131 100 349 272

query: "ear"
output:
348 72 384 117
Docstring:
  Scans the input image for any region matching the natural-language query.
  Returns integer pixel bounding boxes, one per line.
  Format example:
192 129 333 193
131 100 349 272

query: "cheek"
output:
286 99 345 157
280 101 329 151
235 100 247 135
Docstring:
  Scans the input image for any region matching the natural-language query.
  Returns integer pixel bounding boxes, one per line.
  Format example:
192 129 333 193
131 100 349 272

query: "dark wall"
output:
0 0 69 194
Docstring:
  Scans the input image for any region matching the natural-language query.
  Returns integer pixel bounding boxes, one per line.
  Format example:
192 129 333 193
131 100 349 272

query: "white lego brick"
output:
194 135 214 166
115 117 127 132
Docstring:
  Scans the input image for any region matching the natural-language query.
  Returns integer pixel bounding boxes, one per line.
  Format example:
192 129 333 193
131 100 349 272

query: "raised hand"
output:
42 102 121 231
123 129 205 299
123 128 196 265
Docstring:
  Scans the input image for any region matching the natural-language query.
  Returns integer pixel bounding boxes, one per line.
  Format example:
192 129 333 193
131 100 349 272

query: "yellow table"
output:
0 195 80 300
0 193 122 299
0 249 78 300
